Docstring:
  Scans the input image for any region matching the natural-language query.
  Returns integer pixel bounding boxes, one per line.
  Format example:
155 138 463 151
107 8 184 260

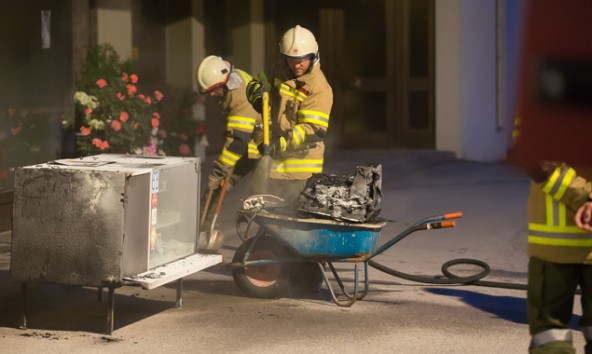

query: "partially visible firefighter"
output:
246 25 333 203
195 55 261 248
514 117 592 354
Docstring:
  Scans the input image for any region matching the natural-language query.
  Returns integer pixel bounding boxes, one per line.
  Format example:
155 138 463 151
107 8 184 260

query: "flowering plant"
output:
156 86 205 157
75 72 164 155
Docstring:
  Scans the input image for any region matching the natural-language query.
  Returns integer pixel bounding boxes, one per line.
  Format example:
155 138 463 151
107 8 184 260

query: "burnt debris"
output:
296 164 382 223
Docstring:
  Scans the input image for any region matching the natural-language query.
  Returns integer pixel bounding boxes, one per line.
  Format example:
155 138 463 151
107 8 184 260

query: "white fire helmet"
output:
196 55 231 93
279 25 318 60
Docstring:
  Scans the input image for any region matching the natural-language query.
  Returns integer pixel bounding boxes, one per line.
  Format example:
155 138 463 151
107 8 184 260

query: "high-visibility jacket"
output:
216 68 261 168
256 61 333 180
528 163 592 263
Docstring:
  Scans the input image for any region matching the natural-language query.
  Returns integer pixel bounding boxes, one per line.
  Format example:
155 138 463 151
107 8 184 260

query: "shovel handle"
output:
200 188 214 228
262 92 270 147
214 167 234 216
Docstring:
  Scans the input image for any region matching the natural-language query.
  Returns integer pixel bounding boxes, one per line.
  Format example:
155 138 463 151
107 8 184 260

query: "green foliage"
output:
77 44 133 92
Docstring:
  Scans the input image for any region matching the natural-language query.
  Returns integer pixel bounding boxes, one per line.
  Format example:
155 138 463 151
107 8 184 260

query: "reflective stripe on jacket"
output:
528 163 592 263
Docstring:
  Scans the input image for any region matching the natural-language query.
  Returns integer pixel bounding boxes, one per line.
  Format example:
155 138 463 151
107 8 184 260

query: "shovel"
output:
198 167 233 252
250 91 271 195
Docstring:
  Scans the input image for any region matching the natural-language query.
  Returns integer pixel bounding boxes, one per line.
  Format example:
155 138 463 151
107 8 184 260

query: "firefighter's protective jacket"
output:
216 69 261 168
257 60 333 180
528 163 592 263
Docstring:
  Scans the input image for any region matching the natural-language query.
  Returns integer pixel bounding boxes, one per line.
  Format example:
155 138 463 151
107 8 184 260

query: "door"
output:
320 0 434 148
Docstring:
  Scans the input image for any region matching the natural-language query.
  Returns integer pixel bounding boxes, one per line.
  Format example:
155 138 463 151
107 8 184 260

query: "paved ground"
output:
0 149 587 353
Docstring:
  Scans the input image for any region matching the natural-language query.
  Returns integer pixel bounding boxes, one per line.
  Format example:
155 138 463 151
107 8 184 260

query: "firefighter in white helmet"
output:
246 25 333 203
196 55 261 234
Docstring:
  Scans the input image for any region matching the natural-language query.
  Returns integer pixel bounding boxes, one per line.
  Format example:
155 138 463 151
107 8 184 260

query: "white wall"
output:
435 0 511 162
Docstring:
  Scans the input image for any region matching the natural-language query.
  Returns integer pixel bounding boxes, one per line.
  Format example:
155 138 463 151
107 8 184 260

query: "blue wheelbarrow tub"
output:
243 209 387 259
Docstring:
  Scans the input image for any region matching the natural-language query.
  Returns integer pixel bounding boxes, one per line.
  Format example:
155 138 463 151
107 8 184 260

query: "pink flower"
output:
121 73 129 82
178 143 191 156
117 92 125 101
130 74 138 83
96 79 107 88
151 118 160 128
11 126 22 136
152 112 160 120
144 97 152 104
143 137 158 156
138 94 145 100
154 90 164 101
158 129 168 139
134 123 139 130
119 112 129 123
127 84 137 96
111 120 122 132
80 126 91 136
179 133 188 141
85 107 93 116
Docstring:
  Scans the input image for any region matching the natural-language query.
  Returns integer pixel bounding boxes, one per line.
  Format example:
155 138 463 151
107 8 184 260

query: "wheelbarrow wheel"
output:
232 237 289 299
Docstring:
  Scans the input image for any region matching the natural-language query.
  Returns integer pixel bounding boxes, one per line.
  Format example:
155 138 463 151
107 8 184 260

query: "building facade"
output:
0 0 525 172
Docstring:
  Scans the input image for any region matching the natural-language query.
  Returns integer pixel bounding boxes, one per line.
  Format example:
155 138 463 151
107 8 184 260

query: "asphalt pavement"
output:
0 148 587 353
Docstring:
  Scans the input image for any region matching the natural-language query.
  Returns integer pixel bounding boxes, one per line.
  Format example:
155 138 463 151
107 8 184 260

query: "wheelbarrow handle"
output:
368 215 459 260
429 221 455 229
444 212 463 220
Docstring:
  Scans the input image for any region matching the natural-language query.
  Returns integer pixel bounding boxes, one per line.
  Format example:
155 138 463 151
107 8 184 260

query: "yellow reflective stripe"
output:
512 129 520 139
559 202 566 227
273 159 323 173
236 69 253 84
228 116 256 132
528 235 592 247
280 84 306 102
292 125 306 146
542 166 575 200
545 195 555 226
219 148 241 166
298 110 329 128
529 223 589 234
248 142 260 155
542 168 561 194
555 168 575 200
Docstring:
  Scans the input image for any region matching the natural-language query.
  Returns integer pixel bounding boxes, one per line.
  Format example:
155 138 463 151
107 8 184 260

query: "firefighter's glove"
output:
208 160 229 190
259 136 290 158
246 79 264 114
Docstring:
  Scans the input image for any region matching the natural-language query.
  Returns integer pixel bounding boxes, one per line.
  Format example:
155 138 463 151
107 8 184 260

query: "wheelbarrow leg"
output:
317 262 357 307
328 262 369 301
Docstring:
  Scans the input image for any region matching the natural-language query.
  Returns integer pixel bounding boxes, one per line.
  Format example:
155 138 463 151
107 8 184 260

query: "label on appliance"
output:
151 193 158 208
151 170 160 192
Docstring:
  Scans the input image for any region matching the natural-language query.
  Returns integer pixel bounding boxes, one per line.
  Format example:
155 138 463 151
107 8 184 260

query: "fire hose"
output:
368 258 529 291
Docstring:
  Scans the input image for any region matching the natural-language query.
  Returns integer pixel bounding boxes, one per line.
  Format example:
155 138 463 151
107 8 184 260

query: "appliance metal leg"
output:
19 283 27 330
106 286 115 335
176 278 183 309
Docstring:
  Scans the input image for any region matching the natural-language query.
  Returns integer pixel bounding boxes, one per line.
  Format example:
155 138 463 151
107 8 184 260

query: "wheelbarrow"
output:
229 195 461 307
